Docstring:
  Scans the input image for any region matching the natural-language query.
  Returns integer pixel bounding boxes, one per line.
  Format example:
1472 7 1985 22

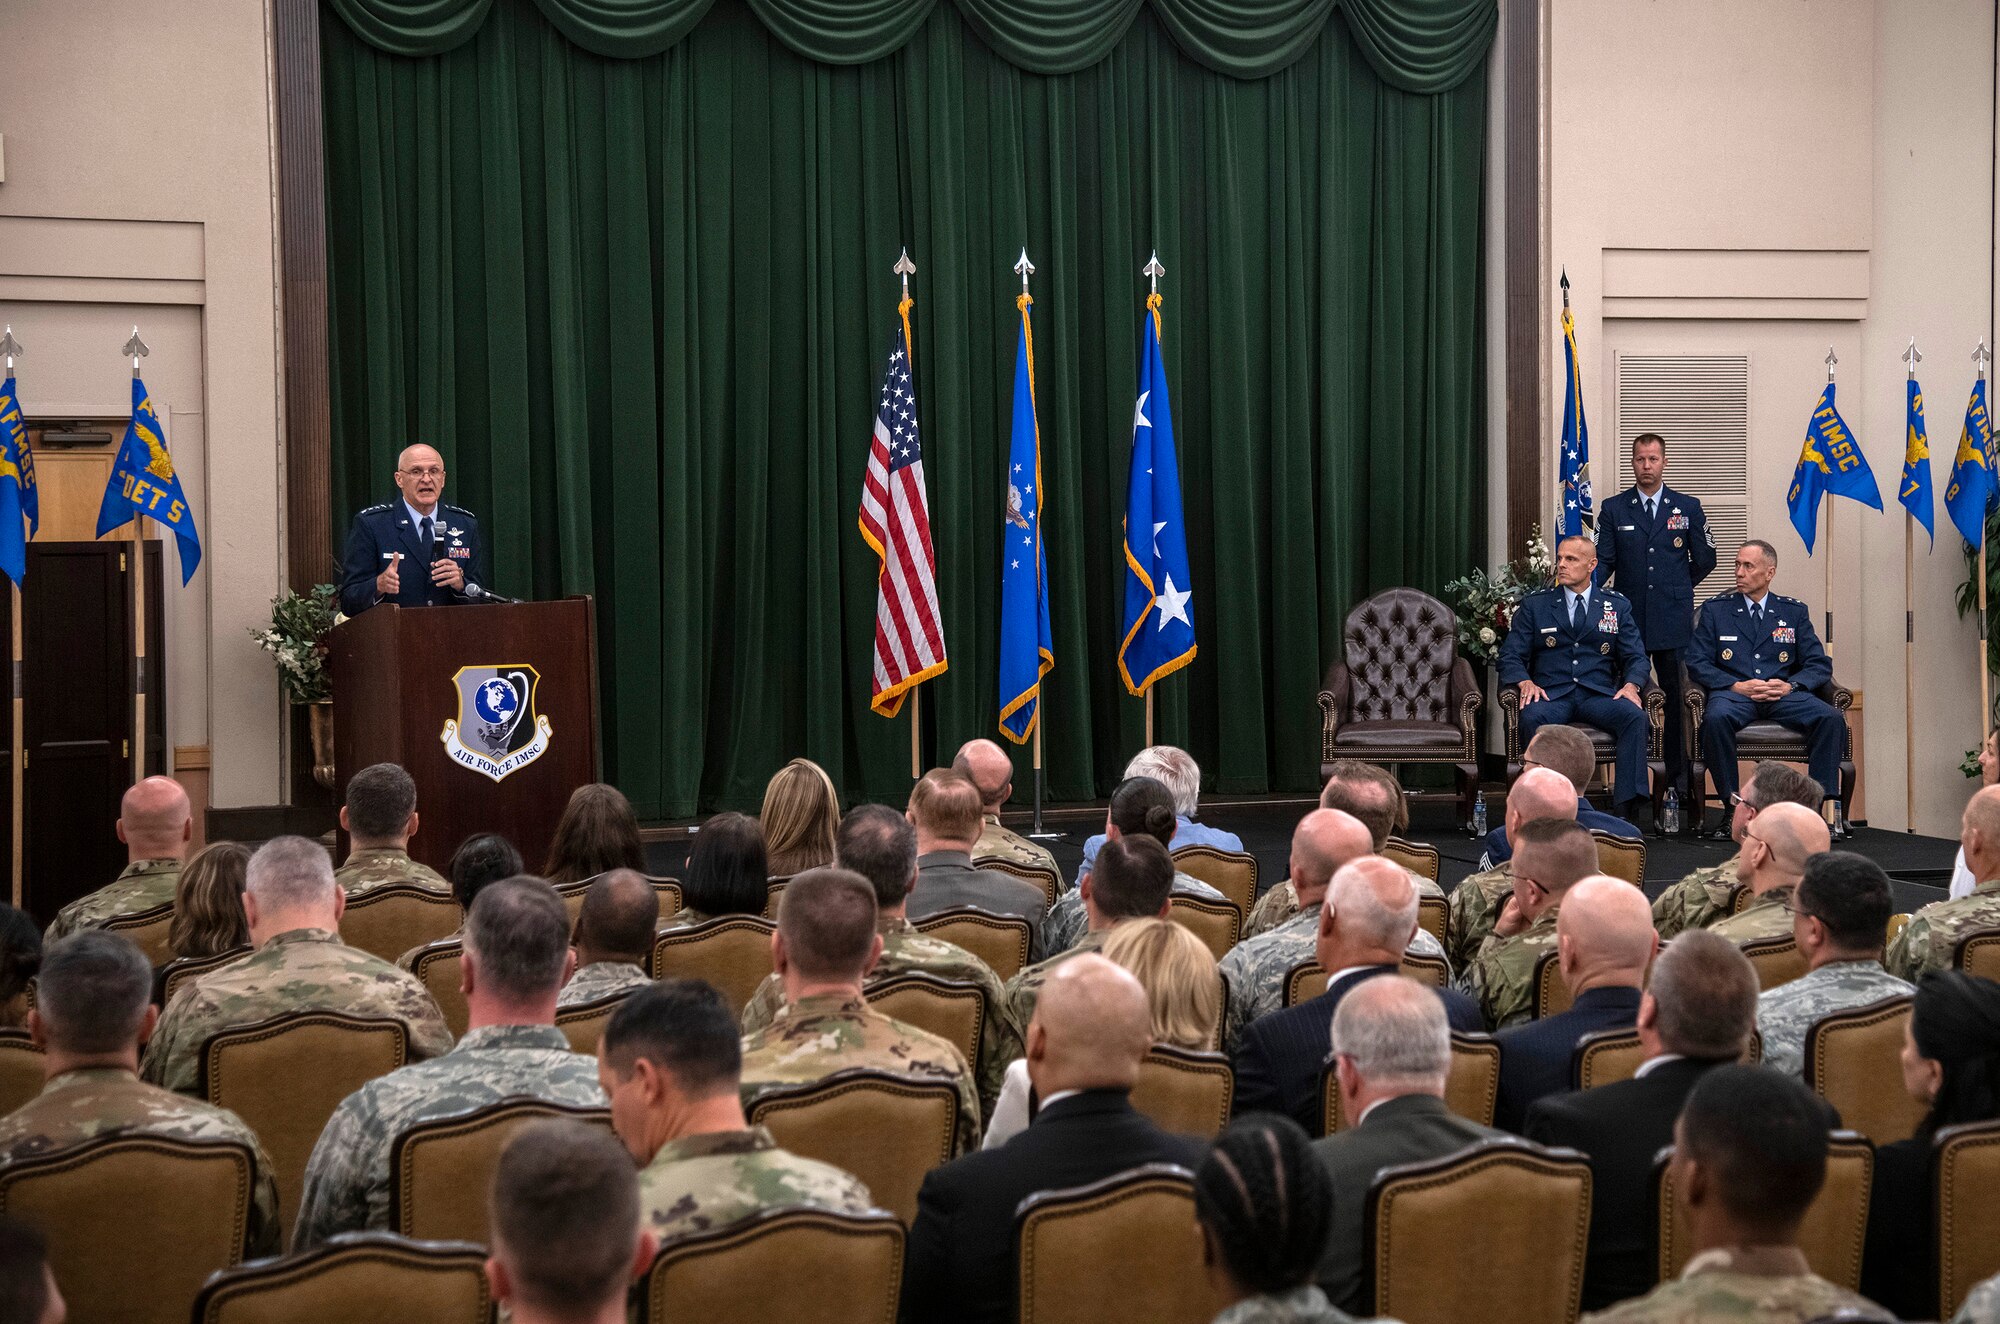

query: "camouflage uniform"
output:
558 960 651 1009
1706 885 1796 947
1213 1285 1367 1324
1000 928 1110 1033
141 928 455 1095
1754 959 1913 1078
44 857 181 942
333 846 450 899
1651 855 1744 940
738 993 981 1155
974 814 1063 886
0 1066 283 1258
1246 871 1444 942
638 1126 877 1244
1579 1245 1893 1322
1218 914 1447 1049
1458 907 1560 1030
291 1023 605 1249
740 917 1022 1113
1886 879 2000 981
1040 871 1224 955
1954 1272 2000 1324
1445 863 1513 972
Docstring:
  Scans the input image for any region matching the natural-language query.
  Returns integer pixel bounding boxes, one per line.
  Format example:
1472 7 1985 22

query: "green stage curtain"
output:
320 0 1489 817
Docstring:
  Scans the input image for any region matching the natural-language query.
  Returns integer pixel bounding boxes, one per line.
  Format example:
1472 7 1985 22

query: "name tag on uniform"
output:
1617 524 1636 531
1540 626 1558 633
1719 635 1737 642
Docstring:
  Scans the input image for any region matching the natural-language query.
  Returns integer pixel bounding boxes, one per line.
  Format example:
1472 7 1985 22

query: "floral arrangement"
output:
250 584 340 704
1444 525 1557 664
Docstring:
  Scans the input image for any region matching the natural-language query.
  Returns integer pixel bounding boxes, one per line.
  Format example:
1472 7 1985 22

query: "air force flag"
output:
1117 294 1196 694
97 375 201 583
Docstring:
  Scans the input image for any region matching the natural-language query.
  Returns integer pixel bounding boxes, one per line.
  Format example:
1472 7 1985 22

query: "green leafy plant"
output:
1963 747 1984 778
250 584 339 704
1953 506 2000 715
1444 525 1557 664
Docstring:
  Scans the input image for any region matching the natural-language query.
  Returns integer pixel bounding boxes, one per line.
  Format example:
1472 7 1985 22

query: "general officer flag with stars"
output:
1944 375 1994 548
1118 291 1195 695
1786 381 1880 554
1901 375 1934 545
1558 301 1594 536
0 370 38 587
98 375 202 582
997 291 1053 744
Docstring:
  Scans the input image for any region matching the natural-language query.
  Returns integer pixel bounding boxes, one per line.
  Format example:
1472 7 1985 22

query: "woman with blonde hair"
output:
168 840 252 960
760 758 839 877
983 916 1221 1149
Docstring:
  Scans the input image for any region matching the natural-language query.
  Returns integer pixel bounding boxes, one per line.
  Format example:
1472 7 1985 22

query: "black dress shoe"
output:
1703 825 1734 843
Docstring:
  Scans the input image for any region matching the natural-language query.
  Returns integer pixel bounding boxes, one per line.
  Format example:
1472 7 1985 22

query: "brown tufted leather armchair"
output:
1317 588 1481 825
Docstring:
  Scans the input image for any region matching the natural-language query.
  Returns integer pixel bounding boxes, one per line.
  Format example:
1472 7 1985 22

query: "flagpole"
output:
125 327 151 784
1 327 21 907
1980 339 1994 732
1821 348 1844 834
1904 338 1922 834
894 249 922 781
1142 251 1167 753
1015 246 1052 840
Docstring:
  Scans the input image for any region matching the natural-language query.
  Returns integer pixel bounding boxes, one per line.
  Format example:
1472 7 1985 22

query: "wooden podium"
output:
326 597 599 875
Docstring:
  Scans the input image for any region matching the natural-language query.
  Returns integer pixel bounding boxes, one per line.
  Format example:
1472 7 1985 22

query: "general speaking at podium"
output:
338 442 492 613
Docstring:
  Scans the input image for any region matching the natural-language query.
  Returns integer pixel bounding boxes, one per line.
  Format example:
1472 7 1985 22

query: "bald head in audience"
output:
118 776 192 864
574 869 659 970
1638 930 1759 1062
1506 767 1578 839
1288 810 1376 913
1962 783 2000 883
1317 856 1418 975
1557 875 1658 996
1024 953 1153 1097
1739 801 1829 898
952 739 1017 815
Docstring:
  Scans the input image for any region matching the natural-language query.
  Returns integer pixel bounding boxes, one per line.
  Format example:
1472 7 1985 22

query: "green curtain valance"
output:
322 0 1494 88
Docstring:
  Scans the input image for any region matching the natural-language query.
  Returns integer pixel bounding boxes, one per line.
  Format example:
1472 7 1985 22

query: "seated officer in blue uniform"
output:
1498 534 1652 820
338 443 489 615
1687 538 1842 835
1594 432 1716 812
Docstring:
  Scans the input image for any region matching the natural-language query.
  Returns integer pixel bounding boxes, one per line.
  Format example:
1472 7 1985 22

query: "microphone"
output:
463 583 519 605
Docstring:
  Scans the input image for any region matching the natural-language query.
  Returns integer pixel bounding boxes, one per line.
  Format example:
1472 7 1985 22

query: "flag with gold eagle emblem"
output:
97 375 201 582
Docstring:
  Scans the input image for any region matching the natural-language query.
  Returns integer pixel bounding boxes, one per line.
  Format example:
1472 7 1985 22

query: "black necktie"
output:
1571 593 1586 633
420 516 435 569
1752 602 1763 626
1646 497 1657 522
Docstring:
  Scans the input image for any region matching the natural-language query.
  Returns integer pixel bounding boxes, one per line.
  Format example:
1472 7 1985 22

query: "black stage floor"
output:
644 797 1961 914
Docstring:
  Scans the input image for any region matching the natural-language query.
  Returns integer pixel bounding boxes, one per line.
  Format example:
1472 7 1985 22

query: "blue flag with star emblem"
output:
0 372 38 587
1944 377 1994 549
1901 376 1934 545
1787 382 1881 554
97 375 202 583
1558 304 1593 536
1118 294 1195 695
997 294 1053 744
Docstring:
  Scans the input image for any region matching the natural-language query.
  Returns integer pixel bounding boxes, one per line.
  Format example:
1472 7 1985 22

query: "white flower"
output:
1479 627 1496 644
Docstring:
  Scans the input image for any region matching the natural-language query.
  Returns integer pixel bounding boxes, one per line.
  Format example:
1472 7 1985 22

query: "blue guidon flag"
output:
97 374 201 582
1787 380 1880 554
1944 374 1994 548
1117 290 1195 695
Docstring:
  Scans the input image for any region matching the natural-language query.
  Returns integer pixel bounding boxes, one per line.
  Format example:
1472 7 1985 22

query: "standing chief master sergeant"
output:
1498 534 1652 821
339 443 489 614
1594 432 1715 809
1686 538 1844 831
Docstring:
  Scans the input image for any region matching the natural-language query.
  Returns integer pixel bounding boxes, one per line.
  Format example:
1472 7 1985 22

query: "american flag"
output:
859 315 947 715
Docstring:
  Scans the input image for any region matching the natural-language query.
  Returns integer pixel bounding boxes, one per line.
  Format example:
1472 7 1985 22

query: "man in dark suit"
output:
338 443 490 614
1687 539 1844 832
1233 856 1482 1135
1595 432 1716 811
900 769 1049 959
1521 929 1760 1312
1310 974 1507 1315
899 952 1205 1324
1498 534 1652 821
1492 875 1656 1130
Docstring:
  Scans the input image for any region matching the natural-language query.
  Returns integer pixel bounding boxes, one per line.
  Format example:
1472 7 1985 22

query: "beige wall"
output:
0 0 286 808
1547 0 1999 836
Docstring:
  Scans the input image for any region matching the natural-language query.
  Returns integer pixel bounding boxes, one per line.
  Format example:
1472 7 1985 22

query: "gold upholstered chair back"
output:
191 1233 493 1324
1936 1118 2000 1317
1166 894 1241 961
1804 994 1927 1146
638 1207 905 1324
864 972 987 1071
341 884 462 966
650 915 778 1015
389 1098 612 1245
746 1068 961 1226
911 908 1032 983
972 856 1063 908
0 1029 43 1116
1015 1164 1215 1324
1130 1046 1233 1139
410 939 471 1039
1656 1132 1873 1289
1169 846 1258 916
103 901 177 966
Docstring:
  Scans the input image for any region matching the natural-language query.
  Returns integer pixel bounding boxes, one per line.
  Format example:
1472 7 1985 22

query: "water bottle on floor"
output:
1662 788 1680 836
1471 795 1487 839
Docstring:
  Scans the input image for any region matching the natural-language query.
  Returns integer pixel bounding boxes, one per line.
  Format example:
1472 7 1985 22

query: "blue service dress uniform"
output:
1497 585 1652 805
1594 485 1716 794
338 501 488 615
1686 591 1843 807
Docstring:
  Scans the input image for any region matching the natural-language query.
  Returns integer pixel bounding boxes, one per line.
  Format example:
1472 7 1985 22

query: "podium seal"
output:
441 664 553 782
